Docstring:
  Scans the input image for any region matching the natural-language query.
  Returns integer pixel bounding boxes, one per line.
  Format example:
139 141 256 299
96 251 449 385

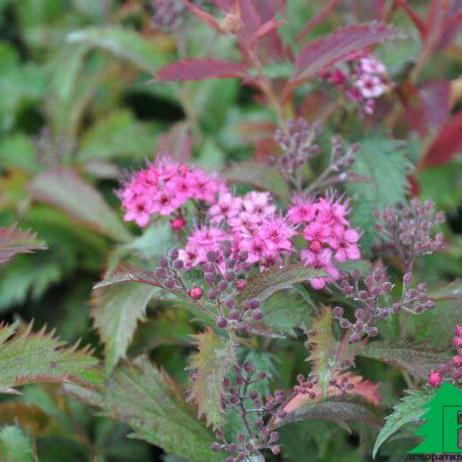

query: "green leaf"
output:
281 395 380 428
358 342 451 380
225 161 290 203
68 357 222 462
77 110 155 161
0 133 39 173
308 308 337 396
29 169 131 242
0 426 35 462
262 291 311 336
0 225 47 265
238 263 325 303
189 329 236 430
410 280 462 349
373 388 436 458
67 27 169 73
347 137 409 253
0 322 102 393
92 283 159 373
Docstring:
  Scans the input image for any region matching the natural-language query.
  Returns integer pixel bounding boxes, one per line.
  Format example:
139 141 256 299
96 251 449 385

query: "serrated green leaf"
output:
358 342 451 380
262 291 311 336
0 225 47 265
77 110 155 161
0 425 35 462
0 322 102 392
238 263 324 303
347 137 409 253
373 388 436 458
225 161 290 203
67 26 168 73
308 308 336 396
280 395 380 428
92 283 159 373
29 169 131 242
189 329 236 430
69 357 221 462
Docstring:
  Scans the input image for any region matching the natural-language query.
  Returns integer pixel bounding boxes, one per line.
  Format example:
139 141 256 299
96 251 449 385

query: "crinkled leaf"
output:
307 307 337 396
92 283 159 373
291 22 400 85
279 395 380 428
225 161 290 203
0 426 35 462
0 322 102 393
238 264 325 303
157 58 248 82
29 169 131 242
67 26 168 73
373 388 436 458
0 225 47 265
358 342 451 380
346 137 410 253
68 357 221 462
188 329 236 429
262 291 311 336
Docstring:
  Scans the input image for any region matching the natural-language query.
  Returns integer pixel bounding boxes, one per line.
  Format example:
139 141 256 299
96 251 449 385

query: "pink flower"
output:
259 216 295 253
301 248 340 289
288 199 317 225
119 155 227 228
208 193 242 224
354 75 386 99
428 371 442 388
456 326 462 337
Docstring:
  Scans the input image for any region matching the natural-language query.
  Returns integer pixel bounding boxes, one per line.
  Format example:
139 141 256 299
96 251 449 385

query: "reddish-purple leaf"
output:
253 17 285 40
0 225 47 265
420 110 462 168
157 58 247 82
290 22 400 86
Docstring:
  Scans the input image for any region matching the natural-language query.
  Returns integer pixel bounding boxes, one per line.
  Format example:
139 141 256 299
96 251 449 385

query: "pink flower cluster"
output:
288 196 361 289
428 326 462 388
120 156 227 227
321 53 390 115
180 192 295 270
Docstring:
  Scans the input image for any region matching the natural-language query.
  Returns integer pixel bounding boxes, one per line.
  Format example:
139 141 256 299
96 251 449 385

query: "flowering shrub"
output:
1 1 462 461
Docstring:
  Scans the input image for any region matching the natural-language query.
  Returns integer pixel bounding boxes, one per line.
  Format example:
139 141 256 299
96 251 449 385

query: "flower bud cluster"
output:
321 52 390 115
151 242 264 333
151 0 187 30
212 361 286 460
335 263 435 342
428 326 462 388
376 199 445 271
273 118 321 178
294 373 355 399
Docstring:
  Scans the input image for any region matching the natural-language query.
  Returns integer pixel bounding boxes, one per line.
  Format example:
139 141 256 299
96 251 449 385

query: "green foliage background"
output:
0 0 462 461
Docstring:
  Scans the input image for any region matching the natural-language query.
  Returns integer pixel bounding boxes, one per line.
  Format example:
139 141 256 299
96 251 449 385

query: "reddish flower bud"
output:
189 286 203 300
428 371 442 388
170 217 187 231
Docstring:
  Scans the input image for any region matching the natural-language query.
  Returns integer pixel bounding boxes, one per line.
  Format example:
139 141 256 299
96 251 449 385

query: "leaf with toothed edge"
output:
188 329 236 430
92 283 160 373
372 388 436 458
0 225 47 265
64 356 221 462
0 322 102 393
307 307 337 396
237 264 325 304
290 22 401 88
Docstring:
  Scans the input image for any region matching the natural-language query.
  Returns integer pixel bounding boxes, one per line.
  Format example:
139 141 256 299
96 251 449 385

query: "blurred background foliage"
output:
0 0 462 461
